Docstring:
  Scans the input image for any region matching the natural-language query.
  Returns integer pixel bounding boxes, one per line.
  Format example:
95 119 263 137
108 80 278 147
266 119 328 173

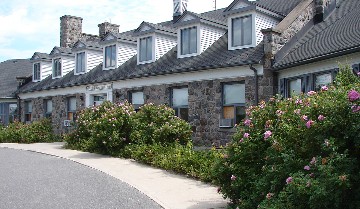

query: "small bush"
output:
130 103 192 145
123 142 223 182
0 118 58 143
213 65 360 208
65 101 135 155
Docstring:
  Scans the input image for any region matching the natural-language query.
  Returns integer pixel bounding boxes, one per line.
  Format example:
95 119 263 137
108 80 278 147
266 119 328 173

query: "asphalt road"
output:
0 148 163 209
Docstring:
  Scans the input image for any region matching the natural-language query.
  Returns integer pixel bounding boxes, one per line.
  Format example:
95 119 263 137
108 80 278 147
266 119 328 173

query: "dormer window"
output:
139 36 153 63
232 15 253 48
53 58 62 78
105 45 116 69
33 63 41 81
180 26 198 56
75 52 86 74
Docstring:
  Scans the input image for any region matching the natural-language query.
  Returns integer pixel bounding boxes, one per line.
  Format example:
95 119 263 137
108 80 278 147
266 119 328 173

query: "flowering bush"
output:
65 101 135 155
130 103 192 145
213 65 360 208
0 118 58 143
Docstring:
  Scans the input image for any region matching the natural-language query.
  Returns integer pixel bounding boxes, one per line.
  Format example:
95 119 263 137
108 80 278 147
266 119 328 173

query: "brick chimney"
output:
173 0 188 22
60 15 83 48
98 22 120 39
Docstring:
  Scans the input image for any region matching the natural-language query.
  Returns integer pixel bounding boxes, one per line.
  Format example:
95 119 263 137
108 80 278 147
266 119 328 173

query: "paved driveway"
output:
0 148 163 209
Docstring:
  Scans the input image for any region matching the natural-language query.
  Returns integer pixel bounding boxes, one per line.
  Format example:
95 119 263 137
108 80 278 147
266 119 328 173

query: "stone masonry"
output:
60 15 83 48
98 22 120 39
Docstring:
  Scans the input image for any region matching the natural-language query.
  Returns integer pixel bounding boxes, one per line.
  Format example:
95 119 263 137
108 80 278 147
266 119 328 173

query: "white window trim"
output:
103 44 118 70
52 57 62 79
228 12 256 51
33 62 41 82
75 51 87 75
177 24 201 59
137 34 155 65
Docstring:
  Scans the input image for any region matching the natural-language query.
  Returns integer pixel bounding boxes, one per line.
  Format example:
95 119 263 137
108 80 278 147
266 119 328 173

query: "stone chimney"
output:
173 0 188 22
98 22 120 39
60 15 83 48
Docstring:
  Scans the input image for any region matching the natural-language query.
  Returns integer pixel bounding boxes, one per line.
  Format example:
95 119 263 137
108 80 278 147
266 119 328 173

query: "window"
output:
232 15 253 47
25 101 32 122
222 83 246 126
288 78 302 96
181 27 197 55
33 63 41 81
315 73 332 91
171 88 188 121
53 58 62 78
44 99 52 118
105 45 116 68
93 95 106 106
76 52 86 73
67 97 77 121
139 36 153 62
129 91 144 110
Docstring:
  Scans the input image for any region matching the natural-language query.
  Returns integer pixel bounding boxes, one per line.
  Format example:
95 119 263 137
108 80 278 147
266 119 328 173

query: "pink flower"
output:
306 120 314 128
295 99 303 105
231 175 236 181
239 139 244 143
294 109 301 115
351 105 360 113
324 139 330 147
244 119 252 126
276 110 284 116
358 72 360 77
310 157 317 165
321 85 328 91
266 193 274 199
348 90 360 102
318 115 325 121
286 177 293 184
264 131 272 140
304 165 311 171
307 91 317 96
243 133 250 138
302 115 308 121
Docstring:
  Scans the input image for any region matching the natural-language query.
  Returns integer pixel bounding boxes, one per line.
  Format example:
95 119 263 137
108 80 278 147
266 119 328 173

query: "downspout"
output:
249 64 259 105
16 95 21 122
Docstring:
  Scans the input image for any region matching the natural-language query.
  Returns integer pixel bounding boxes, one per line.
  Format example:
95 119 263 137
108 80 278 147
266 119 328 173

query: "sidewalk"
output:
0 142 228 209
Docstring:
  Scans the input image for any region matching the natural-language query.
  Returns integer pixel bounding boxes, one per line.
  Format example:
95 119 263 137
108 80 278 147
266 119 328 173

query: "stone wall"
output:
60 15 83 48
98 22 120 39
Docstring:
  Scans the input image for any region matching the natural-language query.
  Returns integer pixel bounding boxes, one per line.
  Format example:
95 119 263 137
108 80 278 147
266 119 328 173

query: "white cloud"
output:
0 0 234 62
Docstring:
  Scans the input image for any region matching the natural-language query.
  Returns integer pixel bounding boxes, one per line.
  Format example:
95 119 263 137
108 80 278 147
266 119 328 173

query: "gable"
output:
105 34 116 41
233 1 250 10
181 13 197 22
140 25 152 32
224 0 256 16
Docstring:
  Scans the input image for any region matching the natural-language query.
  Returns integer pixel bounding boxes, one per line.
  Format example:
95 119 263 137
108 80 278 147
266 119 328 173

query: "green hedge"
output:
0 118 59 143
212 65 360 209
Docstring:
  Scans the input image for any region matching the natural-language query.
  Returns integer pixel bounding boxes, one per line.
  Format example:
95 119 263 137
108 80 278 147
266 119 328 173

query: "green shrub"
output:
130 103 192 145
0 118 58 143
123 142 223 182
213 65 360 209
65 101 135 155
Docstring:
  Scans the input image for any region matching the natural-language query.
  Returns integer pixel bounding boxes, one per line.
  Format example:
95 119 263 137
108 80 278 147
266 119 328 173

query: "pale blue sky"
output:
0 0 235 62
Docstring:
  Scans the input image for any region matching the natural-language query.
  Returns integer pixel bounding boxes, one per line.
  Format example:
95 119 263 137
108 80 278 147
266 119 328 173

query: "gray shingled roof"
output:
273 0 360 70
0 59 32 98
30 52 51 61
252 0 302 16
20 32 264 93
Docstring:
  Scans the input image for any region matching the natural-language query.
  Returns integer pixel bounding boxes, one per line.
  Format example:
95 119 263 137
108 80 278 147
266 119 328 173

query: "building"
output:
0 59 32 125
12 0 360 146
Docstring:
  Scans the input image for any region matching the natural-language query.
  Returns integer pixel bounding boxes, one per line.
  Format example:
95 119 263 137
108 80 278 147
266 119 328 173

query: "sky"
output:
0 0 235 62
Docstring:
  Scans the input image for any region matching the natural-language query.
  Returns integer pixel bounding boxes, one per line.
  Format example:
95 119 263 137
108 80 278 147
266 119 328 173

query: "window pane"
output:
315 73 332 91
224 83 245 104
179 108 189 121
223 106 234 119
9 104 17 114
131 92 144 105
81 53 85 71
26 102 33 113
68 97 76 111
93 95 106 106
34 63 40 80
243 16 252 45
46 100 52 113
140 38 147 62
232 18 242 47
181 29 190 55
146 37 152 61
105 46 111 67
172 88 188 107
111 45 116 67
289 79 302 96
189 27 197 54
235 106 246 123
